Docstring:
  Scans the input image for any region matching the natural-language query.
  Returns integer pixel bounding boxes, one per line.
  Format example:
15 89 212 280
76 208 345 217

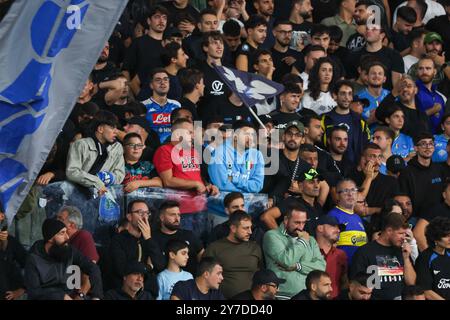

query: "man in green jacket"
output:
263 203 326 299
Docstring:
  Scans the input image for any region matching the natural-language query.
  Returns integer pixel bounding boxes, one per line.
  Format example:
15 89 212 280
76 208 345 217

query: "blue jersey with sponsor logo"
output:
392 133 414 158
143 97 180 143
432 134 448 163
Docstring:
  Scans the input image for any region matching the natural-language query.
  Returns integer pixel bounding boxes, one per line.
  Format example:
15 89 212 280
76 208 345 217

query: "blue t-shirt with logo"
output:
392 133 414 158
357 88 390 124
432 134 448 163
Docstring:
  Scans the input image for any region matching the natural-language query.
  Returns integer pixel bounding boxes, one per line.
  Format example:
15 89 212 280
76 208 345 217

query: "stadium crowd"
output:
1 0 450 301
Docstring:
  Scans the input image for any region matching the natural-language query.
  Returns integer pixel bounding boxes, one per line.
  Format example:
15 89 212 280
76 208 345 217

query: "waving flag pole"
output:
0 0 127 225
212 64 284 130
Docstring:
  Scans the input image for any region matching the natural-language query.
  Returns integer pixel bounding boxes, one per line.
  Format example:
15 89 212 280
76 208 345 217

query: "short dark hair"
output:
200 7 218 20
123 132 142 144
281 73 303 86
178 68 203 94
161 42 182 67
397 6 417 24
329 125 348 140
282 82 301 94
127 199 150 214
299 143 317 154
148 5 169 19
171 107 192 124
253 49 272 65
302 114 321 127
305 270 330 291
364 60 387 74
363 142 382 155
149 67 169 81
229 210 252 228
197 257 221 277
159 200 180 215
349 272 370 286
355 0 372 8
332 79 354 95
380 212 409 231
93 110 119 130
166 239 189 257
223 19 241 37
285 203 307 219
425 216 450 248
374 126 395 141
413 131 434 146
336 178 357 191
245 14 267 30
224 192 244 208
273 20 293 29
304 44 326 56
310 24 330 37
408 27 427 45
402 285 424 300
328 25 343 43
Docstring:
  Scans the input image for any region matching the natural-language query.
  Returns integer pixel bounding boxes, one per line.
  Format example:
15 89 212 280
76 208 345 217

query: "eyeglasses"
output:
125 143 145 149
285 131 304 138
337 188 358 194
131 210 151 217
417 142 434 148
153 77 169 84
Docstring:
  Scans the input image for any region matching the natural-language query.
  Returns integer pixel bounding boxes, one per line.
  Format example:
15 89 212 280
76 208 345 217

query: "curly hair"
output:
308 56 339 100
425 216 450 248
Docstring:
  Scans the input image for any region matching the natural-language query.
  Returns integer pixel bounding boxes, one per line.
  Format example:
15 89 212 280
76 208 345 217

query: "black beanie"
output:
42 218 66 242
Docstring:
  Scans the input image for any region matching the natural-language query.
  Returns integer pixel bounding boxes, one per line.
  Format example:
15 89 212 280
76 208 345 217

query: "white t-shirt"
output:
300 91 337 115
403 55 419 73
300 72 309 91
393 0 445 24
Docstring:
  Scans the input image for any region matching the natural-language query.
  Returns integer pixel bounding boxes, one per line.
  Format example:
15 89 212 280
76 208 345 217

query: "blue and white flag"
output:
213 64 284 108
0 0 127 225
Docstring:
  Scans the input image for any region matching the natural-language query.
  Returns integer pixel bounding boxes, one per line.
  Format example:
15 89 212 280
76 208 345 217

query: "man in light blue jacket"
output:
208 120 265 193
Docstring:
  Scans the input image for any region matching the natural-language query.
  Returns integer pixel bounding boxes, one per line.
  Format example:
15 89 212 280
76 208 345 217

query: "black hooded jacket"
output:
398 157 444 218
24 240 103 300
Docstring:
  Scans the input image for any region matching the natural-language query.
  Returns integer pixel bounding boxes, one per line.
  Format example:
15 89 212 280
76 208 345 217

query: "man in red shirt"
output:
315 215 348 299
56 206 99 263
153 118 218 213
56 205 99 299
